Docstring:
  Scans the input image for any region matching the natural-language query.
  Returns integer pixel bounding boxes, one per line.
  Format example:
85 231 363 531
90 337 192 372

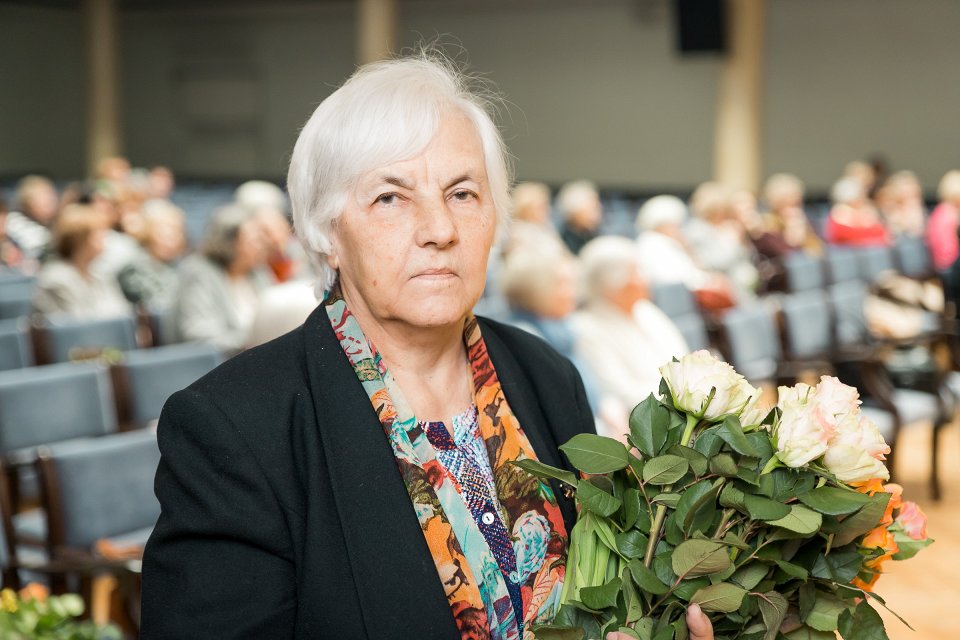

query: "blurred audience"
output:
147 166 175 200
504 181 566 257
117 199 187 313
6 175 58 262
1 197 28 272
556 180 602 255
762 173 823 256
173 204 270 354
877 171 926 238
824 176 890 247
32 204 132 318
235 180 310 283
926 170 960 274
572 236 689 438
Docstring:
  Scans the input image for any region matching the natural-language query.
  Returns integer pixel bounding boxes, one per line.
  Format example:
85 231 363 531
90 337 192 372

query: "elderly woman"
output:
556 180 602 255
141 56 713 640
171 204 270 353
116 199 187 313
824 176 890 247
32 203 132 318
761 173 822 256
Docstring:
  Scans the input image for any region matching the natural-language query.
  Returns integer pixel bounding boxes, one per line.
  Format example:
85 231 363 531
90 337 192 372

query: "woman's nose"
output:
415 197 459 248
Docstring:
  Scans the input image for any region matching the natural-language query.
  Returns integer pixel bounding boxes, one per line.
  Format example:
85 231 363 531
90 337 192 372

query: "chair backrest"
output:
828 280 869 347
780 290 833 359
857 246 896 283
651 282 699 319
36 315 138 364
894 236 933 279
671 313 711 352
37 430 160 552
720 304 782 382
0 318 33 371
0 362 116 455
783 253 826 293
825 248 861 284
113 343 221 426
0 277 34 321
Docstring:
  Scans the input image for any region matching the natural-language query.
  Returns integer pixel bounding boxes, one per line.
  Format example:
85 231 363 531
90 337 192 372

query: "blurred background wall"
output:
2 0 959 192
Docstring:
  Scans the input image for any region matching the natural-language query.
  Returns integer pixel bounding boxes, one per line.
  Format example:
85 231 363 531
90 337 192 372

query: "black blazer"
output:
140 307 595 639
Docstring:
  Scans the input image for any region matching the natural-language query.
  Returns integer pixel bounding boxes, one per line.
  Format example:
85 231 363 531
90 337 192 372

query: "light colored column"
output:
713 0 766 193
84 0 122 177
357 0 398 65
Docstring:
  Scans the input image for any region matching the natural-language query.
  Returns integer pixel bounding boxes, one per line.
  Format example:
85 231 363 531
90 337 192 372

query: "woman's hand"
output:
605 604 713 640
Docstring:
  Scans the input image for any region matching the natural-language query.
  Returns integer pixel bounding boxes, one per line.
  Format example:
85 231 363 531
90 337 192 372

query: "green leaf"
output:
577 480 622 517
673 576 710 601
690 582 748 612
614 628 642 640
799 582 816 622
743 494 792 521
717 415 759 456
633 617 656 640
730 562 770 590
811 548 862 583
805 593 852 632
560 433 629 473
670 445 709 477
529 624 585 640
672 539 732 578
737 466 760 485
692 428 724 457
774 559 809 580
512 459 579 489
890 525 934 561
744 430 775 458
579 577 622 610
594 515 620 552
769 505 822 535
830 493 891 547
797 486 873 516
784 627 837 640
758 591 788 640
838 601 890 640
719 483 747 510
758 468 814 502
630 394 671 457
623 571 645 625
652 492 681 508
616 530 649 559
628 453 646 482
642 455 689 485
628 559 671 595
675 479 720 533
709 453 739 477
623 488 643 530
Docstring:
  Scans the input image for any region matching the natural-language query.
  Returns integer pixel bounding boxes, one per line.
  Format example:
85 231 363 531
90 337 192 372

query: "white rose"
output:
813 376 861 427
822 413 891 482
822 443 890 482
659 350 760 420
773 383 834 467
739 395 770 428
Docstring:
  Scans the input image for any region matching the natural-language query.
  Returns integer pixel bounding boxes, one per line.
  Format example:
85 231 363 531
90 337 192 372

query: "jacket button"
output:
481 511 495 525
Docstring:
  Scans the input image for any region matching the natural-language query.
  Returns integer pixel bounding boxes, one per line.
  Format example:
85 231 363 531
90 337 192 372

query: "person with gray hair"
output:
170 203 270 353
572 236 690 439
143 52 719 640
556 179 602 255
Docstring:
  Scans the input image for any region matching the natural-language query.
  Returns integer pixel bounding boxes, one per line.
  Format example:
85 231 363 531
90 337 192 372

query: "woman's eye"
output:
451 190 476 202
374 193 399 206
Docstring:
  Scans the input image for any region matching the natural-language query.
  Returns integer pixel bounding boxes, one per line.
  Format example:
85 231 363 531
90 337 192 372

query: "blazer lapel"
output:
302 307 458 639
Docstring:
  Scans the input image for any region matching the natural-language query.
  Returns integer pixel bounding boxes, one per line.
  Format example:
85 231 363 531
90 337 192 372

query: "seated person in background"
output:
117 199 187 313
147 165 175 201
32 204 133 319
572 236 689 439
556 180 602 255
685 181 759 297
173 204 271 354
503 181 566 257
6 174 58 262
235 180 310 283
731 189 792 293
499 245 601 412
824 176 890 247
926 170 960 274
635 194 736 310
1 197 28 272
761 173 823 256
877 170 926 238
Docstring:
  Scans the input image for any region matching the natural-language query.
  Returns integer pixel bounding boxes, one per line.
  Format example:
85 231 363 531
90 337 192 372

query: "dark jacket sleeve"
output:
140 388 297 639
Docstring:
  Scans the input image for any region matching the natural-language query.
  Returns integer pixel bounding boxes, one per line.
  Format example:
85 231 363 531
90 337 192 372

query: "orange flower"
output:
17 582 48 603
895 501 928 540
855 523 900 592
852 479 902 527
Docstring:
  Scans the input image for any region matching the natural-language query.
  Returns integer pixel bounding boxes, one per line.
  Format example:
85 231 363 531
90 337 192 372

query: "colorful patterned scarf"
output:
325 289 568 640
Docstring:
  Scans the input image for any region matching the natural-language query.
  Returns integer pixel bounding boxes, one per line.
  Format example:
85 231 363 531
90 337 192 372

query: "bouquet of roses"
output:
518 350 932 640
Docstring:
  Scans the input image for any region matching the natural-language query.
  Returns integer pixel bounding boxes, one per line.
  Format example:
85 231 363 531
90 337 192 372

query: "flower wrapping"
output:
517 351 933 640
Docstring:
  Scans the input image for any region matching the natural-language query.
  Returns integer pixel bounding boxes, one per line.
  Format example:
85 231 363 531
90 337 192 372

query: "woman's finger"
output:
686 603 714 640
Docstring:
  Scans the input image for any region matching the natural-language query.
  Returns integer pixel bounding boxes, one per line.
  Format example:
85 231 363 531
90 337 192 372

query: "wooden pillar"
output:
83 0 122 177
356 0 398 65
713 0 766 193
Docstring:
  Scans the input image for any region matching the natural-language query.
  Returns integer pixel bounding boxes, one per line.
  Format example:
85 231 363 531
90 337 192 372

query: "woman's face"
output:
331 112 497 331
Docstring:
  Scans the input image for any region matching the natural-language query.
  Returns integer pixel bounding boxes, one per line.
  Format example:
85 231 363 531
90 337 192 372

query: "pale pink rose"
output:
660 350 760 420
774 384 833 467
822 443 890 482
815 376 862 417
831 414 891 461
896 501 928 540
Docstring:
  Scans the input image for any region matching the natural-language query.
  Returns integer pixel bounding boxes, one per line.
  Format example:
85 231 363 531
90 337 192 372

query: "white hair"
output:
236 180 287 212
499 244 574 313
579 235 642 305
636 195 687 233
287 52 513 294
555 180 599 220
831 176 865 205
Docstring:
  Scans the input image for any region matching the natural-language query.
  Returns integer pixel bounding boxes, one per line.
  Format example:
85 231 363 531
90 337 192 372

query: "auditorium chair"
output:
0 317 33 371
32 315 138 365
650 282 711 351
